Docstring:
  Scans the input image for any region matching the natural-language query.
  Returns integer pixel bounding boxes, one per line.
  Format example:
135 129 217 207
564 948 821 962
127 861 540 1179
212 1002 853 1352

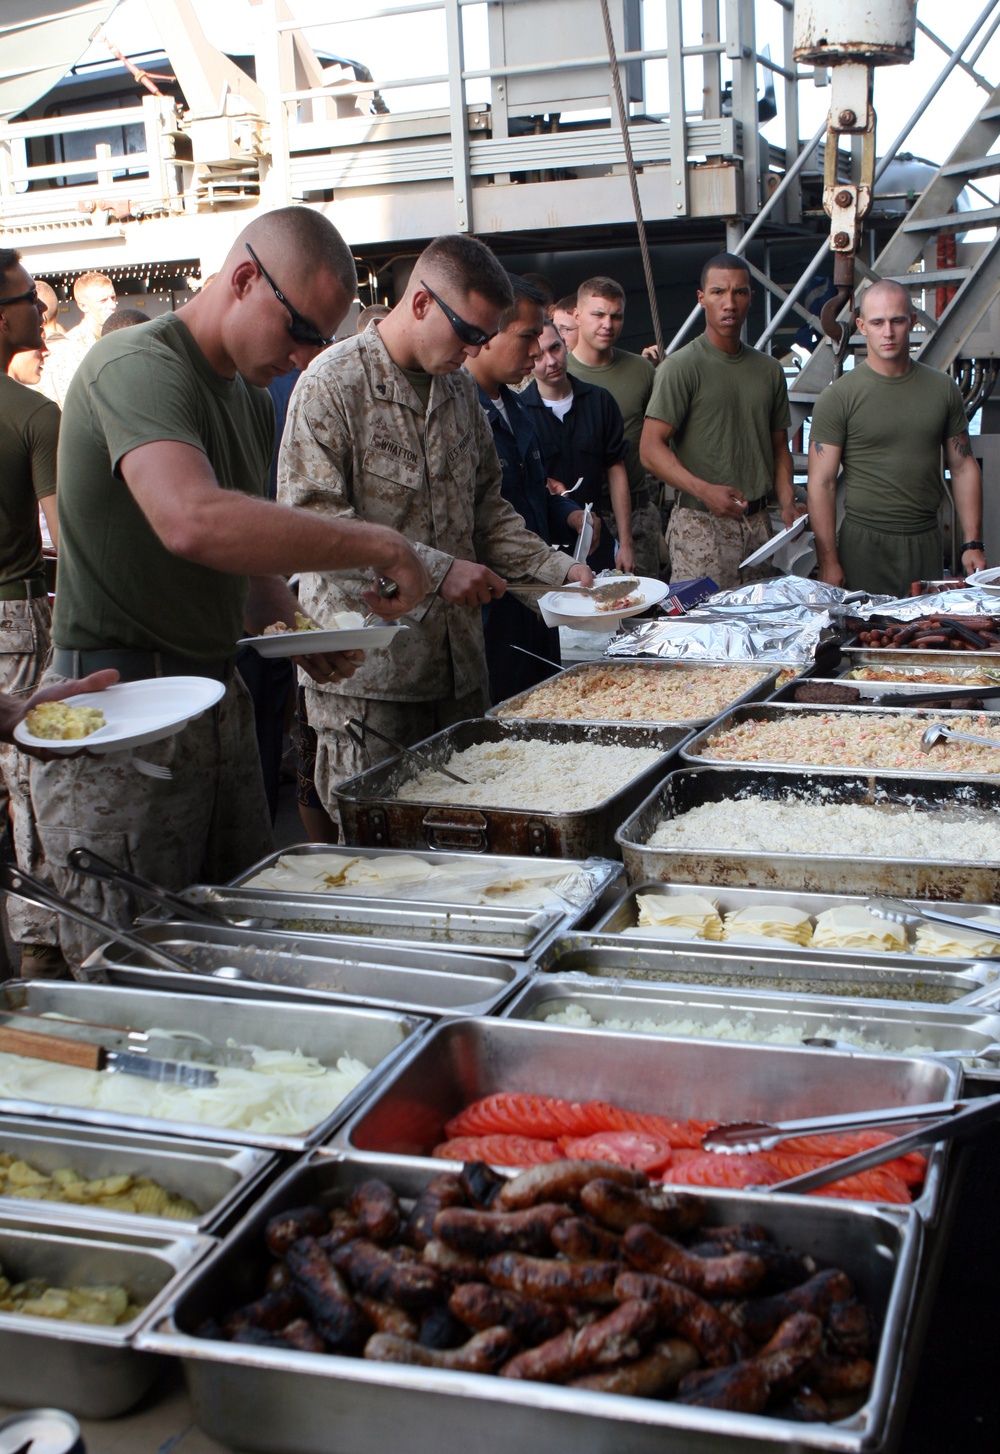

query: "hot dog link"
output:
486 1252 620 1304
285 1238 372 1353
364 1326 518 1373
580 1179 704 1235
333 1238 445 1312
434 1203 571 1257
406 1173 466 1249
623 1224 765 1298
501 1300 658 1382
349 1178 401 1244
614 1270 755 1367
498 1161 647 1211
448 1282 569 1345
571 1337 700 1397
550 1217 624 1262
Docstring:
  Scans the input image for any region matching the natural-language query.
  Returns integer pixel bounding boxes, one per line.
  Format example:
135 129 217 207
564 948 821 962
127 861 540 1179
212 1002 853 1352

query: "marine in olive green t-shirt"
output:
644 333 791 513
53 313 274 662
566 346 653 499
808 360 968 532
0 373 59 587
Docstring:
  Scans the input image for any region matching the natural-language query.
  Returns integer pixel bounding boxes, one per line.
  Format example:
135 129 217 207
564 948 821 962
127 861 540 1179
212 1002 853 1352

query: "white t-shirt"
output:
542 392 574 422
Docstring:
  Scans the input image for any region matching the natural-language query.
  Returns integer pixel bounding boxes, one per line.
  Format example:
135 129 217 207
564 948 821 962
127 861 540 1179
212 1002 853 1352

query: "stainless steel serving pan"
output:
0 1115 276 1235
137 1150 925 1454
843 640 1000 670
487 659 780 729
82 923 530 1019
228 843 624 930
0 981 426 1153
333 1017 956 1220
616 766 1000 902
591 880 1000 976
502 976 1000 1083
0 1211 211 1418
769 676 1000 704
146 887 562 960
334 718 687 859
681 703 1000 778
532 936 1000 1011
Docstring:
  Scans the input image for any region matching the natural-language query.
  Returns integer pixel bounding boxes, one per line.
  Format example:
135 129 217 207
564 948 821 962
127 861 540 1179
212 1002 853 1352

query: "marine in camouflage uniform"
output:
278 320 576 810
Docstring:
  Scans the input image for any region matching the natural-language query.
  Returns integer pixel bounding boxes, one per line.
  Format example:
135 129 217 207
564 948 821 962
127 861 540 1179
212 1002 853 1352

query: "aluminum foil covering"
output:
606 608 831 663
852 587 1000 622
704 578 854 610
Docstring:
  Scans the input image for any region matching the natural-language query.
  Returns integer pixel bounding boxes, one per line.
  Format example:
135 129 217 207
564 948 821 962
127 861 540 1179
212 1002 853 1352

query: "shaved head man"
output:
808 279 984 595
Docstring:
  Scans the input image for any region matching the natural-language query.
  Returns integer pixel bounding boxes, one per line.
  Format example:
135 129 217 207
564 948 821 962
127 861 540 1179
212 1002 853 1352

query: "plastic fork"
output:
920 722 1000 753
129 754 173 780
866 895 1000 940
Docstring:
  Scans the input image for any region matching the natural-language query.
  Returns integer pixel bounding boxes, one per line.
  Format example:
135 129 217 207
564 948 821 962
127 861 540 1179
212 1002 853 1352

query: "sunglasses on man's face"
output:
245 244 333 349
0 286 39 309
420 280 497 348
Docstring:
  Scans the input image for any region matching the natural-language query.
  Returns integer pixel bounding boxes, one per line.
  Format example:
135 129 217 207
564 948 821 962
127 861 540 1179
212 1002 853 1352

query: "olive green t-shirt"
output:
53 314 273 661
645 333 791 512
809 361 968 532
0 374 59 587
566 348 653 497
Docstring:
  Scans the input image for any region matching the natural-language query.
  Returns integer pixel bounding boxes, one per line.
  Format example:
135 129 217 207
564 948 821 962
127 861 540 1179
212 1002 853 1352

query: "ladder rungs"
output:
939 155 1000 178
903 205 1000 233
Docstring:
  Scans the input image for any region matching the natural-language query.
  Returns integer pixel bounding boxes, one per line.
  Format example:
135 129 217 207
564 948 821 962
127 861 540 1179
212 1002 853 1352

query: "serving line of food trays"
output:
0 980 427 1154
589 880 1000 978
842 638 1000 670
137 1149 925 1454
486 659 782 729
333 718 688 859
331 1018 956 1220
616 766 1000 902
502 975 1000 1084
82 922 535 1020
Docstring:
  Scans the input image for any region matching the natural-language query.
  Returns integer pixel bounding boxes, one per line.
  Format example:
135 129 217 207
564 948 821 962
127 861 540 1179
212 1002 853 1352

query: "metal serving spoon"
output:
920 721 1000 752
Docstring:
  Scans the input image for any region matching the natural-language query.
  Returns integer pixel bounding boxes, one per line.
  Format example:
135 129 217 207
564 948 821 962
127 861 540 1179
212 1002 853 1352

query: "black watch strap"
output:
961 540 985 553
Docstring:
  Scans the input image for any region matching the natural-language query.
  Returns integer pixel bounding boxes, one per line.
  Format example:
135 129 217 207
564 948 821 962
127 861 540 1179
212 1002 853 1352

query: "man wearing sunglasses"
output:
278 233 591 820
0 250 67 972
28 208 431 965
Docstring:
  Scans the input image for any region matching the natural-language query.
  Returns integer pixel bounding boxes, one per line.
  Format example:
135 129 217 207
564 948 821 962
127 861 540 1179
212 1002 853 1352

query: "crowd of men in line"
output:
0 207 984 976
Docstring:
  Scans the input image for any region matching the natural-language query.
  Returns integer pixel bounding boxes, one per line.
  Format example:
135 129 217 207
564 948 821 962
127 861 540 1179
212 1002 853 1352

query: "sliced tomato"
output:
808 1168 911 1205
557 1130 674 1174
661 1152 782 1189
432 1134 563 1167
588 1104 714 1147
444 1093 595 1140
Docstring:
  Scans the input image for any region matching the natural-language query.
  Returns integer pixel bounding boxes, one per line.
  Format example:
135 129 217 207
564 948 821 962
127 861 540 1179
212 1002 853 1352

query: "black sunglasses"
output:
0 285 39 309
420 279 496 348
245 244 332 349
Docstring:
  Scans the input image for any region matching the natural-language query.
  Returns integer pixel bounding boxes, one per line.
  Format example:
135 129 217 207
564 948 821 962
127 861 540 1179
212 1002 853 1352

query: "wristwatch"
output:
960 540 985 553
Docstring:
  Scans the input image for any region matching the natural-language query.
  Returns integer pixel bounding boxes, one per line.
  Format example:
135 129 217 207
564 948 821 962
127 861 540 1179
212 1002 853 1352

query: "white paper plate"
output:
539 577 669 631
14 677 226 756
239 623 407 657
966 567 1000 597
739 512 809 570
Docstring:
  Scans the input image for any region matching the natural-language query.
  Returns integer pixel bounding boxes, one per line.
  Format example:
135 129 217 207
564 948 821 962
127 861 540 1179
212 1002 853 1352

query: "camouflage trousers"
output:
601 498 665 581
0 597 56 945
30 673 273 970
665 506 773 591
307 686 491 828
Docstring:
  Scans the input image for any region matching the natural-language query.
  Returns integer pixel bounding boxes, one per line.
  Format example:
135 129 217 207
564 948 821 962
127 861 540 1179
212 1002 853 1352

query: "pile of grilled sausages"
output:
854 616 1000 650
201 1160 876 1421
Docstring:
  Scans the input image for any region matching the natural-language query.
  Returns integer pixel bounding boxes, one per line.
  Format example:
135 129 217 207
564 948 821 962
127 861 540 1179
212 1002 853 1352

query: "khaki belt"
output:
0 577 48 602
52 647 237 685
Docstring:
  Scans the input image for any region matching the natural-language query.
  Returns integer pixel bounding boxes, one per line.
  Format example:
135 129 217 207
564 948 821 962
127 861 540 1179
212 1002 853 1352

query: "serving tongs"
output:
701 1093 1000 1198
66 847 233 928
507 575 640 600
873 683 1000 707
345 717 469 784
866 894 1000 941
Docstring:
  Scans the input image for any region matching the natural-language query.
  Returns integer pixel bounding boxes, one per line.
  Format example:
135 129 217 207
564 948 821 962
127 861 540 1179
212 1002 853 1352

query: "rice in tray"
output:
647 795 1000 860
393 739 662 811
698 711 1000 773
495 664 769 723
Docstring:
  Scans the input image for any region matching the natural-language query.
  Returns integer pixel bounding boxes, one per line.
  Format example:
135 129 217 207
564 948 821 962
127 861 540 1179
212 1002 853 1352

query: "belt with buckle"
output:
0 577 48 602
743 497 769 517
52 647 237 685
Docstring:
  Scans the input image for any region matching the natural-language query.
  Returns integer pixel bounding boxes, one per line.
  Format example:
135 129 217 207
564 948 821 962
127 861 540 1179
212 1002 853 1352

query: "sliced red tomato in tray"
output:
661 1152 783 1189
431 1134 563 1167
557 1130 674 1174
444 1093 598 1140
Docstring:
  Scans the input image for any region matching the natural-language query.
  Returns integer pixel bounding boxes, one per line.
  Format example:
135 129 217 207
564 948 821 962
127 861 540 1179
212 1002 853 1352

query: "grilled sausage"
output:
418 1304 469 1350
406 1173 466 1249
433 1203 571 1257
784 1388 832 1422
332 1239 444 1312
348 1179 401 1244
580 1179 704 1235
623 1224 765 1298
501 1300 658 1383
265 1205 330 1257
486 1253 620 1304
801 1353 875 1397
694 1222 771 1246
550 1217 624 1262
448 1282 569 1345
724 1267 853 1344
421 1238 488 1283
364 1327 518 1373
498 1161 647 1211
827 1298 873 1358
676 1360 769 1412
355 1296 419 1340
285 1238 371 1353
460 1161 507 1209
753 1312 824 1398
687 1236 816 1292
613 1271 754 1367
571 1337 700 1397
222 1287 305 1336
317 1208 363 1256
279 1318 328 1353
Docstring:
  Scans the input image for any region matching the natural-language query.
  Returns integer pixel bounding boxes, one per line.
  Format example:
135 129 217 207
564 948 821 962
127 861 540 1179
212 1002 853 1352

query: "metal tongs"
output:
701 1093 1000 1196
345 717 469 785
873 683 1000 708
66 847 232 928
867 894 1000 941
